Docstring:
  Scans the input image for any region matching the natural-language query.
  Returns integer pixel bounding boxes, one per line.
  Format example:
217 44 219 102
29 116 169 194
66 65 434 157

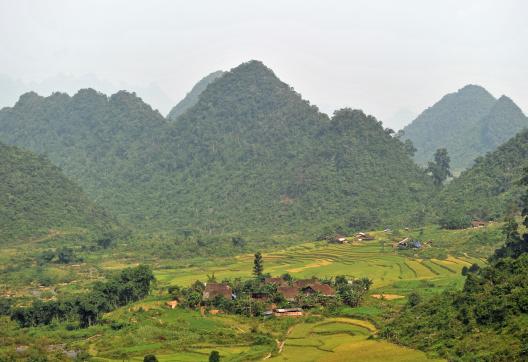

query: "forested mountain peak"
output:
402 84 526 171
167 70 225 120
0 61 433 237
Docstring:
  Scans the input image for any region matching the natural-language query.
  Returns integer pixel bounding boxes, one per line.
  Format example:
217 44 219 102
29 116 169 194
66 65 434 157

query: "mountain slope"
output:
384 183 528 361
0 60 433 236
167 70 225 120
0 143 116 243
402 85 527 171
437 128 528 220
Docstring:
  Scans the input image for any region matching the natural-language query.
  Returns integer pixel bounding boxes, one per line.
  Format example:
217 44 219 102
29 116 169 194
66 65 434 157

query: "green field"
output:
269 317 442 362
0 225 505 361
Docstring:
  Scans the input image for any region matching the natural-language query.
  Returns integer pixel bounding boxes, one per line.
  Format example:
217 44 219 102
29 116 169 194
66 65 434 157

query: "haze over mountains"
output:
0 60 434 237
402 84 528 171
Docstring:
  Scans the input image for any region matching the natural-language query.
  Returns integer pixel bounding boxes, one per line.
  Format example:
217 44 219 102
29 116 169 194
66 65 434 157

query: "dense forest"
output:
383 169 528 361
0 61 434 238
166 70 225 121
437 128 528 224
0 142 117 244
402 85 528 172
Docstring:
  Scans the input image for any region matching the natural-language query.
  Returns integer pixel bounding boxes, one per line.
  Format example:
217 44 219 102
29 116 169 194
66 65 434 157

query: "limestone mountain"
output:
437 128 528 221
402 85 527 172
167 70 225 120
0 61 433 237
0 142 116 243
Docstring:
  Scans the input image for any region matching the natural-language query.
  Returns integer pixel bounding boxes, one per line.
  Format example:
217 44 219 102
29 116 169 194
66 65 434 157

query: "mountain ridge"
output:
402 84 527 171
0 60 434 237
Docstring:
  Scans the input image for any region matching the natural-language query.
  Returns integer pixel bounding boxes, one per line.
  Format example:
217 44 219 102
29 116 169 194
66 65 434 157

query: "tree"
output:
57 247 76 264
144 355 158 362
426 148 452 187
231 236 246 248
209 350 220 362
253 252 263 277
407 292 421 307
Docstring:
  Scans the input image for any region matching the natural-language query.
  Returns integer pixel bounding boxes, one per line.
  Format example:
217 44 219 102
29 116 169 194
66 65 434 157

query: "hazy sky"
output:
1 0 526 129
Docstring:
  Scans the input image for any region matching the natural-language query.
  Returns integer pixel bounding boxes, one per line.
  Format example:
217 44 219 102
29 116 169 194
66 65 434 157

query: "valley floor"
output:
0 224 504 361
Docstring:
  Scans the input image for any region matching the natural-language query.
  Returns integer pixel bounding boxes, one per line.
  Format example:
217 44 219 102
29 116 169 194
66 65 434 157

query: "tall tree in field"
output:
253 252 263 277
209 350 220 362
426 148 452 187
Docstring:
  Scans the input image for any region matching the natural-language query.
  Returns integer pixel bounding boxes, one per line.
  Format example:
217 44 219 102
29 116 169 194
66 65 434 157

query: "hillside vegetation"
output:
402 85 528 171
438 129 528 222
167 70 225 120
0 60 433 237
383 170 528 361
0 143 116 244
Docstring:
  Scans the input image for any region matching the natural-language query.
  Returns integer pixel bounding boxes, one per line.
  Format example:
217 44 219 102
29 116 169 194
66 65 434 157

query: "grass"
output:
268 317 442 361
0 224 506 360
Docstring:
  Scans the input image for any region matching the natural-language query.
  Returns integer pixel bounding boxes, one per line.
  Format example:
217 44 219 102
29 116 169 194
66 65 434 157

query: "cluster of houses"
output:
394 237 423 250
194 277 337 317
471 220 488 228
331 232 375 244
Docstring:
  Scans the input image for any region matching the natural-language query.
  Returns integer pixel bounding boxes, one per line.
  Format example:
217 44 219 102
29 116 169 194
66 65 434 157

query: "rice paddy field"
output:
0 225 505 361
155 234 485 295
268 317 443 362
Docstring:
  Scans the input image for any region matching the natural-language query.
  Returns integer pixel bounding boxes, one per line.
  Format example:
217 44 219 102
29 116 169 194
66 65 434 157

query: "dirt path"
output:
263 326 294 360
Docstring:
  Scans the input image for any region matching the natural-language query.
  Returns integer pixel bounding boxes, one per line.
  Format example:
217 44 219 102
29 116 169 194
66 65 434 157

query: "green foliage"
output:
253 252 263 277
0 142 117 244
0 61 433 238
426 148 451 187
10 265 155 328
167 70 225 120
402 84 528 171
143 354 158 362
208 350 221 362
384 170 528 360
437 129 528 222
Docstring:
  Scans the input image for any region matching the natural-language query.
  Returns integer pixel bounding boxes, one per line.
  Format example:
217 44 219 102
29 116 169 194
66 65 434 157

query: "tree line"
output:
8 265 154 328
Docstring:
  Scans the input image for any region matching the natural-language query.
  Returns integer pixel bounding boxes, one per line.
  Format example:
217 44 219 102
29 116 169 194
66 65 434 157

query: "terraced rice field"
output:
268 317 443 361
156 239 475 293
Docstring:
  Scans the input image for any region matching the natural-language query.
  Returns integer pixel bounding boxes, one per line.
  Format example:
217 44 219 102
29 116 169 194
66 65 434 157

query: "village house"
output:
251 292 269 302
202 283 233 301
292 278 318 289
165 299 179 309
302 282 336 297
333 234 348 244
396 238 422 249
273 308 304 317
356 232 375 241
277 285 299 301
471 220 488 228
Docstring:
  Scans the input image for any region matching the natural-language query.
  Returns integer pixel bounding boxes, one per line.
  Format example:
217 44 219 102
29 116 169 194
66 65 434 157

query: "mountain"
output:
402 85 528 171
167 70 225 120
0 60 433 237
437 128 528 221
0 142 116 243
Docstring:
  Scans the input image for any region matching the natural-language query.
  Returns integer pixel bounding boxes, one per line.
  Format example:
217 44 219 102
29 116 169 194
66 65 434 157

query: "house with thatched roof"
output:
292 278 318 289
273 308 303 317
302 283 336 297
202 283 233 301
277 286 299 301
